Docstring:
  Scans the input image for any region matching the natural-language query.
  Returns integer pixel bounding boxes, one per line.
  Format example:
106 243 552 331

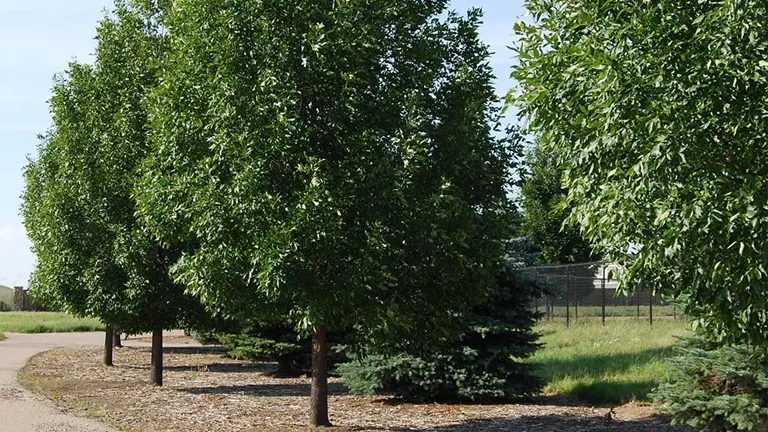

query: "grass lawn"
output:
0 312 104 333
530 318 691 404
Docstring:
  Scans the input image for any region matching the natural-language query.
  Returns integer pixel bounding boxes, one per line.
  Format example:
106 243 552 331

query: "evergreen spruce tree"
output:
339 260 543 402
652 337 768 432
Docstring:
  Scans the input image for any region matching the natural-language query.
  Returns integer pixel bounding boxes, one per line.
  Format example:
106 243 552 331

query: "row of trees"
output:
22 1 207 385
23 0 527 426
26 0 768 428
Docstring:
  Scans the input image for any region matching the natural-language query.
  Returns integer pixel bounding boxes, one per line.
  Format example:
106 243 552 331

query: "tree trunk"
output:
309 326 332 427
150 328 163 386
103 325 114 367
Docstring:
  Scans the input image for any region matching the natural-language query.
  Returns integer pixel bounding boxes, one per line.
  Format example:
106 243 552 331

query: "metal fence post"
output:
547 274 552 321
636 287 640 319
542 273 551 321
534 268 539 316
566 267 571 328
649 289 654 326
602 265 607 326
548 298 552 320
574 266 579 319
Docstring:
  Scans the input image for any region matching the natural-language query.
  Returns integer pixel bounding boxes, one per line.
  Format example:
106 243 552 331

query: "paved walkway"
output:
0 332 119 432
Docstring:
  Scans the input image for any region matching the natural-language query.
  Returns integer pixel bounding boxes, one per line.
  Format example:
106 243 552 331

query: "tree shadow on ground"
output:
538 347 674 376
162 362 277 374
535 347 675 404
567 380 661 405
393 414 692 432
162 346 226 355
117 346 226 355
178 382 349 397
372 386 658 411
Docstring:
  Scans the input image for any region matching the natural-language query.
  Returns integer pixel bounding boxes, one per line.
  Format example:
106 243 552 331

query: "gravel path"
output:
0 331 192 432
0 331 116 432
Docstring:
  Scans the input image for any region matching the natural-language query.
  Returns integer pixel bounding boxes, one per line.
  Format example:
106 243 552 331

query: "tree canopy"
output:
22 0 206 383
136 0 516 424
512 0 768 344
139 0 515 342
520 142 596 264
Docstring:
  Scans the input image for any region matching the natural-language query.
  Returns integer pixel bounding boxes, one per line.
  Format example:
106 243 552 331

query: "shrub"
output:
652 336 768 432
217 322 349 372
339 268 544 402
218 331 305 372
189 329 219 346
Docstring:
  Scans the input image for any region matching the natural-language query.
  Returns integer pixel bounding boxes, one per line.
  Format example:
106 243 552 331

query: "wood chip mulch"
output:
19 345 692 432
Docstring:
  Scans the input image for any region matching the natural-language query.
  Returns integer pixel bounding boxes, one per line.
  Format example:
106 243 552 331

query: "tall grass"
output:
0 331 5 341
539 305 680 318
530 318 690 404
0 312 104 333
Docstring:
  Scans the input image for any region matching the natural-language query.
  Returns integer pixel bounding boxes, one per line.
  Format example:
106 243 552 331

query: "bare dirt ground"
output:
19 341 693 432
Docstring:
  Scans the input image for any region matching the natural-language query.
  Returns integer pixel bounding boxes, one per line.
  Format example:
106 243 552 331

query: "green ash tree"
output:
22 0 205 385
137 0 515 426
512 0 768 345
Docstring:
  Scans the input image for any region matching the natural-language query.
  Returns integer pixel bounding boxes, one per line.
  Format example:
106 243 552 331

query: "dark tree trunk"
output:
113 328 123 348
103 325 114 366
150 328 163 386
309 326 332 427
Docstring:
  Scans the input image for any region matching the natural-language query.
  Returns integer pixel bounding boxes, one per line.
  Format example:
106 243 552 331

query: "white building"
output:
592 262 621 290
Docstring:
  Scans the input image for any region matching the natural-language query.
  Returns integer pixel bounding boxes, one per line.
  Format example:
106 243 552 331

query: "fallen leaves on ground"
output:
19 345 691 432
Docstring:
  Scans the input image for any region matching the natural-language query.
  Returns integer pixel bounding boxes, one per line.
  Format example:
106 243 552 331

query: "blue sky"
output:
0 0 526 287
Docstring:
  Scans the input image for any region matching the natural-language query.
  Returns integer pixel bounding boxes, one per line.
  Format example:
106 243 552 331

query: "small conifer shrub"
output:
652 336 768 432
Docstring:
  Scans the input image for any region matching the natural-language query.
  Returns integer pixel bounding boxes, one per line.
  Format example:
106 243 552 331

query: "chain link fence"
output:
520 261 680 326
